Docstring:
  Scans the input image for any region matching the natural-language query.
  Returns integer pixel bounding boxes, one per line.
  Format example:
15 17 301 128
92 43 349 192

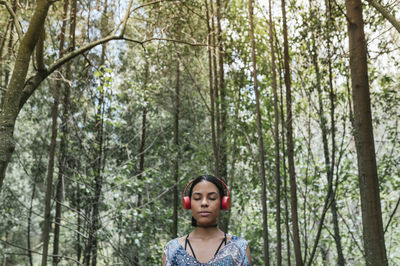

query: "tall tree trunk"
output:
345 0 388 265
205 0 218 176
85 2 108 263
275 31 291 266
27 183 36 266
41 25 58 266
215 0 226 181
267 0 281 264
216 0 229 233
0 0 52 191
306 5 339 262
172 60 180 238
325 0 345 264
52 1 70 264
249 1 270 265
281 0 303 264
210 0 220 178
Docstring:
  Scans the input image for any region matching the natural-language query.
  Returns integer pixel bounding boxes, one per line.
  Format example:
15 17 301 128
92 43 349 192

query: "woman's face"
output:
191 180 221 226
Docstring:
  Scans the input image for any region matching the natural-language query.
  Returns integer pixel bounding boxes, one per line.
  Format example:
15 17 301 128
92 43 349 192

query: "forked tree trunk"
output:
345 0 388 265
281 0 303 264
0 0 52 192
249 1 270 265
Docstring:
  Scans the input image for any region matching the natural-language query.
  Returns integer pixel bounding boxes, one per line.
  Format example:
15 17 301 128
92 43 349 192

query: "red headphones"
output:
182 177 231 210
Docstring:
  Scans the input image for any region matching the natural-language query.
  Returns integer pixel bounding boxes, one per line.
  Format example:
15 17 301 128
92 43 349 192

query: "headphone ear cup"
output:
221 196 231 210
182 196 191 209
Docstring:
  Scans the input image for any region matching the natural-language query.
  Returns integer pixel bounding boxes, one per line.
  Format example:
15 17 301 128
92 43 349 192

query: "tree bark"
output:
281 0 303 264
41 22 59 265
0 0 52 192
52 1 70 264
275 31 291 266
365 0 400 34
27 183 36 266
209 0 220 178
267 0 281 264
249 1 270 265
325 0 345 264
172 60 180 238
205 0 218 176
345 0 388 265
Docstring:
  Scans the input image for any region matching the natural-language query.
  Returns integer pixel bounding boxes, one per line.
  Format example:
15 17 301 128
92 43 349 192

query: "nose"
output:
201 198 209 207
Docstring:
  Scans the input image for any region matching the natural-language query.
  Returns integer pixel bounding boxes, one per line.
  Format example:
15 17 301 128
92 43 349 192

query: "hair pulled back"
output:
189 175 226 226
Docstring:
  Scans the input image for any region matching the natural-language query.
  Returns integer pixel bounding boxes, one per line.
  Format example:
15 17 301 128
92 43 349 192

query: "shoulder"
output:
229 235 249 250
163 238 181 258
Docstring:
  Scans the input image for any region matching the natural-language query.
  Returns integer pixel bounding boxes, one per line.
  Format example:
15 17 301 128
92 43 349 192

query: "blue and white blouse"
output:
164 235 250 265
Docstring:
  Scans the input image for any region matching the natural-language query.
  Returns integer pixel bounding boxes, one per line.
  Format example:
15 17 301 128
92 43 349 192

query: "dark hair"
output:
188 175 226 226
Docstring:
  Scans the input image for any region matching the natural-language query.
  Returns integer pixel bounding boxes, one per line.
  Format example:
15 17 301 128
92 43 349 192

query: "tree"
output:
249 0 270 264
345 0 388 265
267 0 282 264
281 0 303 264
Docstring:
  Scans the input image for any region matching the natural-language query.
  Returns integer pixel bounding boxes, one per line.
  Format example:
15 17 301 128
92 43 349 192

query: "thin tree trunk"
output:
215 0 229 233
267 0 281 264
84 3 108 262
210 0 220 177
205 0 218 176
365 0 400 34
27 183 36 266
172 60 180 238
306 5 338 262
275 29 291 266
345 0 388 264
52 1 69 264
41 23 58 266
249 1 270 265
325 0 345 264
215 0 226 181
281 0 303 264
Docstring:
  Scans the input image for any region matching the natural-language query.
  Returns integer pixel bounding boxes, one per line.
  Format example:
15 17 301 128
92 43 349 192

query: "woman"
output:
163 175 252 265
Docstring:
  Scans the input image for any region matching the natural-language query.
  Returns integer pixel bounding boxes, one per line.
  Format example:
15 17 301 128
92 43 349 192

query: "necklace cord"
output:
185 232 227 261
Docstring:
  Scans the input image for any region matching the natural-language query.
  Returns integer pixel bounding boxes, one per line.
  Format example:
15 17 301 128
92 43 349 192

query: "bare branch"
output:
0 0 23 40
0 239 84 266
365 0 400 34
384 195 400 234
139 37 208 46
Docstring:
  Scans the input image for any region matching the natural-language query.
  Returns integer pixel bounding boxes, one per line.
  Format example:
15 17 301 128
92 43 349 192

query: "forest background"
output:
0 0 399 265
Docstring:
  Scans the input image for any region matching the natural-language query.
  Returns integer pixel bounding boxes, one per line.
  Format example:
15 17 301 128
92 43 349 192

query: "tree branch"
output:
384 195 400 234
0 0 23 40
0 239 84 266
365 0 400 34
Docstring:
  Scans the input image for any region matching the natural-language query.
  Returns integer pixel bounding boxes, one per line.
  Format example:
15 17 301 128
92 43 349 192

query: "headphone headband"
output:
182 176 230 198
182 176 231 210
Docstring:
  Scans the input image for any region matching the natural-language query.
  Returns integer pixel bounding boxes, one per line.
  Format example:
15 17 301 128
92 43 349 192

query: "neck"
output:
196 224 217 228
191 225 223 239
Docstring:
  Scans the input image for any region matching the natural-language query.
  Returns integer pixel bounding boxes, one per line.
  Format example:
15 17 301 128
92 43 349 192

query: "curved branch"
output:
365 0 400 34
0 0 23 40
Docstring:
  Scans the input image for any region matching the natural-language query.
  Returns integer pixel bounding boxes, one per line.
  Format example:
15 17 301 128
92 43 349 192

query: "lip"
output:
198 211 212 217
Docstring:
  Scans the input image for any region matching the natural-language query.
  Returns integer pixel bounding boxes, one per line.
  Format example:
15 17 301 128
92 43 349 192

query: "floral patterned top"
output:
163 235 250 266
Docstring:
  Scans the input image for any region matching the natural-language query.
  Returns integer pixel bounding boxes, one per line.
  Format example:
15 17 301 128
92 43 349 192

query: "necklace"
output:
185 232 227 260
196 224 217 228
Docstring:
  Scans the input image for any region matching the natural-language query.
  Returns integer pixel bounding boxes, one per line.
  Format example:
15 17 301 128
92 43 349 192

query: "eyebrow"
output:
193 192 218 196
